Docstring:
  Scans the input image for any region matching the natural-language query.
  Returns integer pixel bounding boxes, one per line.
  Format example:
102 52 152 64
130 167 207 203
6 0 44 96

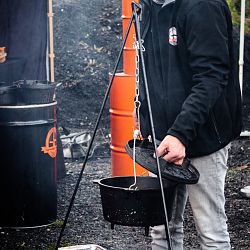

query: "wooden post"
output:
239 0 246 97
48 0 55 83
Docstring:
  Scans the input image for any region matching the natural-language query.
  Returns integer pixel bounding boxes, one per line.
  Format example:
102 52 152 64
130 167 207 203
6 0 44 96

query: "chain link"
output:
133 34 145 134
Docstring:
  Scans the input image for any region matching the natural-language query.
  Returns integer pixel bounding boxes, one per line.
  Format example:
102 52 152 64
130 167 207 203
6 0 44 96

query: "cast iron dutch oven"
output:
97 176 177 227
97 139 199 230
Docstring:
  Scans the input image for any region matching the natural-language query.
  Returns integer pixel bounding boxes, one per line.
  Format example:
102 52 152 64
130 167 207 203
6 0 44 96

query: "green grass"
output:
53 219 64 227
227 165 250 178
227 167 239 177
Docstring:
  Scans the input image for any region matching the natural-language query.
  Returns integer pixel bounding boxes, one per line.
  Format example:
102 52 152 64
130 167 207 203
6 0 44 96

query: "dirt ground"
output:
0 0 249 249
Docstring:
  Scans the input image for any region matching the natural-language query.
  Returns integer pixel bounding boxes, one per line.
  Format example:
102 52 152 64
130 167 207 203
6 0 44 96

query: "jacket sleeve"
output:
167 1 230 147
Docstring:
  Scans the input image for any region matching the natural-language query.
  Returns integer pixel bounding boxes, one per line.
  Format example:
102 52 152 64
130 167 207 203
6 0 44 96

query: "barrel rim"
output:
0 101 57 109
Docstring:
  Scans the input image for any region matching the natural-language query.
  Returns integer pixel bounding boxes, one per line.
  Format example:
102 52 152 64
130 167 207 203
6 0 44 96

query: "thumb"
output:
156 142 168 158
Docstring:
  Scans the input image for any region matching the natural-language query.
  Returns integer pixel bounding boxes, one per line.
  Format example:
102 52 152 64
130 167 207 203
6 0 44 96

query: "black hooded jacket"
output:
138 0 242 158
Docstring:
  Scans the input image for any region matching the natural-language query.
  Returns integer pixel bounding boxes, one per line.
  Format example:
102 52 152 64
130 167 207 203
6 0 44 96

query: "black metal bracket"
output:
132 2 142 14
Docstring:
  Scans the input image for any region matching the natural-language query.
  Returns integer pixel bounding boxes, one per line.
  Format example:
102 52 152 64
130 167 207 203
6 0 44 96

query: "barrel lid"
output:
15 80 56 89
125 139 200 184
0 82 18 93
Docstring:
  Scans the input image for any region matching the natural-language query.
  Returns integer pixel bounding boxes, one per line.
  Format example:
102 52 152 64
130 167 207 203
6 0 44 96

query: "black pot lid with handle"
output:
125 139 200 184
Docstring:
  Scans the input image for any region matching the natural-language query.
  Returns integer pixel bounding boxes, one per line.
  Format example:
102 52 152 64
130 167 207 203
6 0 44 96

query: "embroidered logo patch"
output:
169 27 177 46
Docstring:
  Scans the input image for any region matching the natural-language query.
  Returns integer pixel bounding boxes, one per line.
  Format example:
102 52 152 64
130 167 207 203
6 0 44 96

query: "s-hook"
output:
55 2 172 249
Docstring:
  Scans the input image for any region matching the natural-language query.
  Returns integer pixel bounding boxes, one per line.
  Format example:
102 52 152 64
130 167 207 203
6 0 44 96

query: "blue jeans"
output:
151 145 231 250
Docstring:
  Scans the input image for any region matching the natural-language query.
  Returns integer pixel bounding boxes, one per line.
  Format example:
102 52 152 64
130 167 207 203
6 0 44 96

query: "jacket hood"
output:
140 0 151 6
150 0 175 6
162 0 175 7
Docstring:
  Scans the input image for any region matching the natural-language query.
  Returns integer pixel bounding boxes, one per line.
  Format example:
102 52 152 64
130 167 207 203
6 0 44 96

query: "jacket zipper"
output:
210 112 222 144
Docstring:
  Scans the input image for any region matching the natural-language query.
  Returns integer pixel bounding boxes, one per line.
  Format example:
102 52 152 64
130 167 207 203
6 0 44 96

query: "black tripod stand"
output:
55 2 172 249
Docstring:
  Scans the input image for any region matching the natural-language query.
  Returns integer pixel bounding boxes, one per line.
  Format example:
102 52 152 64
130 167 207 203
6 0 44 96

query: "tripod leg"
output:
54 13 136 250
131 2 173 249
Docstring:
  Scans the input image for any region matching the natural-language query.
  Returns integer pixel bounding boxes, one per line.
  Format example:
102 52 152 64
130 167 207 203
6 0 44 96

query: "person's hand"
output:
156 135 186 165
132 108 139 129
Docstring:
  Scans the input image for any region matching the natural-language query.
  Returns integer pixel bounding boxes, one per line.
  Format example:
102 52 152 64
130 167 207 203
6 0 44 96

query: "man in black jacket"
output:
134 0 242 249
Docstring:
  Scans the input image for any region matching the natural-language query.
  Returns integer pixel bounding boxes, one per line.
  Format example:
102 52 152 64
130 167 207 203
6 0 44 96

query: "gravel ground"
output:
0 1 249 249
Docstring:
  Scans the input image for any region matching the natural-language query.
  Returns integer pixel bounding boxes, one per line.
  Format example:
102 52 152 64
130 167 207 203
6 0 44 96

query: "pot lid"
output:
125 139 200 184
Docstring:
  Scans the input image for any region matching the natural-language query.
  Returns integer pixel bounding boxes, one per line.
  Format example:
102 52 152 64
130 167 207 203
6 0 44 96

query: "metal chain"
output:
133 34 145 134
129 35 145 190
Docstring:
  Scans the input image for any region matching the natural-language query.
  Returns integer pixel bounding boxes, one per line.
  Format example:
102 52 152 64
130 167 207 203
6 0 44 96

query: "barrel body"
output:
0 102 57 227
122 15 136 75
110 0 147 176
122 0 138 75
110 73 147 176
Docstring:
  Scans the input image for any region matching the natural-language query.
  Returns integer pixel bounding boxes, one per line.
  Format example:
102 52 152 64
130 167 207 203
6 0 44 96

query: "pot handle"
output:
182 158 191 168
92 179 101 184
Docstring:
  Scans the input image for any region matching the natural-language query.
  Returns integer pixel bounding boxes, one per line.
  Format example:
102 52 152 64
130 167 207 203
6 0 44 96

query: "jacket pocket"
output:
210 111 222 144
